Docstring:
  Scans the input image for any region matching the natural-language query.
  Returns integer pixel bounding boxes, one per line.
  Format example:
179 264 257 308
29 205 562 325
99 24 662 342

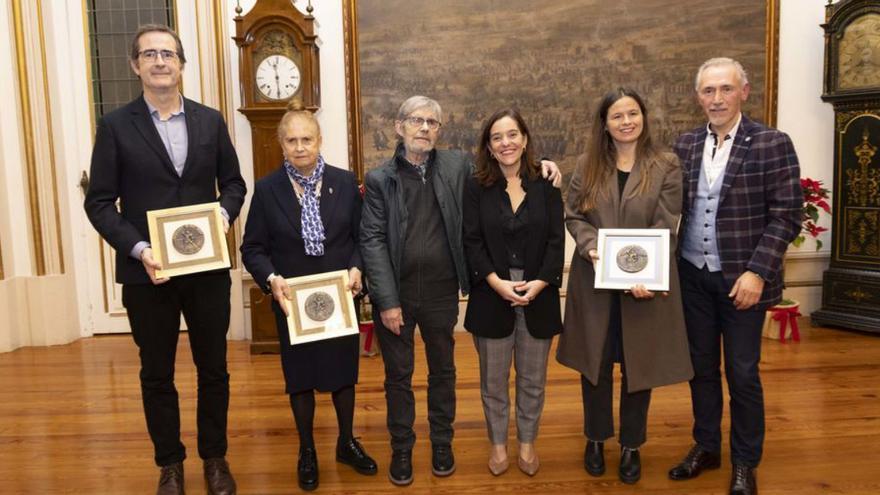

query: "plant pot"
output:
762 300 801 342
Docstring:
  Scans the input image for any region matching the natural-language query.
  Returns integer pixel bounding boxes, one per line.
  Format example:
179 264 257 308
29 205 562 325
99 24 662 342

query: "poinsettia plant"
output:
792 178 831 250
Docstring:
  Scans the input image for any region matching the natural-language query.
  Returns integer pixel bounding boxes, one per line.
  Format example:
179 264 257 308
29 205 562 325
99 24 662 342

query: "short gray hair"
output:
694 57 748 91
396 95 442 122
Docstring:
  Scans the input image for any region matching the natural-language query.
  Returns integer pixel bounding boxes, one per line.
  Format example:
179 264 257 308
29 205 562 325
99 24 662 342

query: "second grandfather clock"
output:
234 0 320 352
812 0 880 333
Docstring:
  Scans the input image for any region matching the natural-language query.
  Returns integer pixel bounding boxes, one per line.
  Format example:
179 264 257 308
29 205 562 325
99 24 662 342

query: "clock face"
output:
255 55 301 101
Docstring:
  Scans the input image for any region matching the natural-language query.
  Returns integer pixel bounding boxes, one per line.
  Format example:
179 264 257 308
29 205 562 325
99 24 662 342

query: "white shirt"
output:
701 113 742 187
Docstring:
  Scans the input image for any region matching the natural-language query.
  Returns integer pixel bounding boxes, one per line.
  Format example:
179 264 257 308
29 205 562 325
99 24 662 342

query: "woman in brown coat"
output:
557 88 693 484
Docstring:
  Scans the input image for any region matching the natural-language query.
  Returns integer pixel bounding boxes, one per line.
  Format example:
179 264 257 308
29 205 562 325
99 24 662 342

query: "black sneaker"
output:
388 449 413 486
431 444 455 477
336 437 378 475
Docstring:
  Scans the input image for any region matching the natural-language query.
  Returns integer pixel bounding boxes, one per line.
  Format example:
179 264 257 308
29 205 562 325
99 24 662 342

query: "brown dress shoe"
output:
204 457 236 495
157 462 184 495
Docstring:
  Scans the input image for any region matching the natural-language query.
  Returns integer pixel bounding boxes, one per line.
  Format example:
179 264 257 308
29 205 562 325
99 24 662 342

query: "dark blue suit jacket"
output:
241 164 362 293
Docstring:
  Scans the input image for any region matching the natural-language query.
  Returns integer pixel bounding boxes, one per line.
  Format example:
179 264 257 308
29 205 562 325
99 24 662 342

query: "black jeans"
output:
122 271 231 466
679 260 766 467
374 294 458 451
581 293 652 448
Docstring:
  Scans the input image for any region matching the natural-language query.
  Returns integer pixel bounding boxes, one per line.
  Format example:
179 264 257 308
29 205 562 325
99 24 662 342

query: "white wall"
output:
777 0 834 313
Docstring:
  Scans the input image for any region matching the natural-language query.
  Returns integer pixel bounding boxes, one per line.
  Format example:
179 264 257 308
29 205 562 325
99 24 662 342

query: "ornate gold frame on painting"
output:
342 0 780 181
147 202 230 279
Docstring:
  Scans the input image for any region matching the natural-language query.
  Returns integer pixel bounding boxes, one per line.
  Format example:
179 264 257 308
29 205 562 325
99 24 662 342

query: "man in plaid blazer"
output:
667 58 801 495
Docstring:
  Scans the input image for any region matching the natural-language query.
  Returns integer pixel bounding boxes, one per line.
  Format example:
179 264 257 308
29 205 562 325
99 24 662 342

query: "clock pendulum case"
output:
234 0 321 353
812 0 880 333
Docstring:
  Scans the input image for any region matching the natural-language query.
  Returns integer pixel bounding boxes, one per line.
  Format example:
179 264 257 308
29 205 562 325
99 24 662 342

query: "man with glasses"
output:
84 24 244 495
360 96 560 485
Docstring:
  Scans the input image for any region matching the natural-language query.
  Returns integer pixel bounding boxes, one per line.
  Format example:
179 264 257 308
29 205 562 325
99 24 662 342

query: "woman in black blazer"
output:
240 101 376 491
463 108 564 477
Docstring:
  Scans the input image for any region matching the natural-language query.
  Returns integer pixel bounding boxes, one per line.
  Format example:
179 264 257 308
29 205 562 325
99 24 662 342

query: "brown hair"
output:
576 87 670 212
129 24 186 64
277 99 321 140
474 108 539 187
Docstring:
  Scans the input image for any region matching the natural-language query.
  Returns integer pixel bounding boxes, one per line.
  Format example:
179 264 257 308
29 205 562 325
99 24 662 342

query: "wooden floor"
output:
1 322 879 494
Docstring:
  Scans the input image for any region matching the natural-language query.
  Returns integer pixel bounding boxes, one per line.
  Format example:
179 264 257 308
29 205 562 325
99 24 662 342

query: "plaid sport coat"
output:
674 114 801 310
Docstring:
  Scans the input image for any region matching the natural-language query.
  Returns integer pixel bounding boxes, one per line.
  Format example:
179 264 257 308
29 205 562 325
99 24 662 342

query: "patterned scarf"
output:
284 155 326 256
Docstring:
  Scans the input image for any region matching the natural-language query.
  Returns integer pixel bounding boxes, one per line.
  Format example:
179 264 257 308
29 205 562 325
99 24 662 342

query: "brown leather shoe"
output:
157 462 184 495
204 457 236 495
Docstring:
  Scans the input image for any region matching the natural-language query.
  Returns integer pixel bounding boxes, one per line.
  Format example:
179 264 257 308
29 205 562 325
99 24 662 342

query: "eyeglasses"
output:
403 116 442 130
138 49 179 62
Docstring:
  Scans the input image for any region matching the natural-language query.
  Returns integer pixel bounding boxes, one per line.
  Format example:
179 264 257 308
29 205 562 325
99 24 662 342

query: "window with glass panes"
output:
86 0 175 118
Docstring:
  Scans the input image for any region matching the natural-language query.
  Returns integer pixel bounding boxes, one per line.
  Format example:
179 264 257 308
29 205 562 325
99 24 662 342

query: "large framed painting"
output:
343 0 779 185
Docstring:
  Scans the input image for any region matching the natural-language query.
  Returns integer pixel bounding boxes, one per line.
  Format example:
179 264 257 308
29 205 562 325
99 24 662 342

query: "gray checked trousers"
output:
472 269 553 445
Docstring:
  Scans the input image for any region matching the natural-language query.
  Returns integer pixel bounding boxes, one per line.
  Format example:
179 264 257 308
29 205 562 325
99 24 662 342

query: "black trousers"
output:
374 294 458 451
679 260 766 467
581 293 652 448
122 271 232 467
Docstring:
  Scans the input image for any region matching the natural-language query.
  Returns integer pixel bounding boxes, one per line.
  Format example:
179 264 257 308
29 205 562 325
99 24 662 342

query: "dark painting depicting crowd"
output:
356 0 768 191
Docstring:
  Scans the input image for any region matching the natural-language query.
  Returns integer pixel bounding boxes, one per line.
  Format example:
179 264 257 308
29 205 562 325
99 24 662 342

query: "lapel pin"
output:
329 187 334 194
745 137 751 142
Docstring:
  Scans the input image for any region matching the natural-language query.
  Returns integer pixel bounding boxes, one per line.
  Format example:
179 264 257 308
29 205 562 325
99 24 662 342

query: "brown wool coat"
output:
556 153 693 393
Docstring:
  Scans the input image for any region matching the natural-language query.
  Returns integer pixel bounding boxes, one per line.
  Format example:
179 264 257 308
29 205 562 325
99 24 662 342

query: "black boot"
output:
297 447 319 491
584 440 605 476
619 447 641 484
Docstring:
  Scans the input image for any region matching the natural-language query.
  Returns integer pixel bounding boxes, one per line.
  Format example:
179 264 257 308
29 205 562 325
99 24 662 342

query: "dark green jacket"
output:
360 148 471 311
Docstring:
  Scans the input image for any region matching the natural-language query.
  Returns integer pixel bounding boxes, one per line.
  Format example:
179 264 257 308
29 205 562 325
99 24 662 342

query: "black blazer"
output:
84 95 246 285
241 164 362 293
463 174 564 338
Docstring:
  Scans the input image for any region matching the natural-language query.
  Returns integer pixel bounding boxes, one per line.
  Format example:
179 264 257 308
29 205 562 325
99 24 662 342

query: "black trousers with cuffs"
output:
581 293 652 448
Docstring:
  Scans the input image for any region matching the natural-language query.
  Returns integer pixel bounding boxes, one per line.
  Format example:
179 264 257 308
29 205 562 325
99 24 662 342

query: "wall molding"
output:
11 0 65 276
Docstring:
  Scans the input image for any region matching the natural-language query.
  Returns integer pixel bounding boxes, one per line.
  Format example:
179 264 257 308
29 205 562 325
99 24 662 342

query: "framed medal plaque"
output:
146 202 230 279
284 270 359 345
595 229 670 291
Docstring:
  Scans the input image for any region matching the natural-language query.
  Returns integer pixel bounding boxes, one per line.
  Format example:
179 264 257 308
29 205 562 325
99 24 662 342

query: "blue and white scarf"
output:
284 156 326 256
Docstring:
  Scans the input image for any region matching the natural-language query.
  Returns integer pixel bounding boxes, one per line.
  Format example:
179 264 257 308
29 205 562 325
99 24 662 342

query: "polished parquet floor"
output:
1 322 878 494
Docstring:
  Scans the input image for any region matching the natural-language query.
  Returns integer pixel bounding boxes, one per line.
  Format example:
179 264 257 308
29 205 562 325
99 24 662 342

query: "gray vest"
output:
681 163 724 272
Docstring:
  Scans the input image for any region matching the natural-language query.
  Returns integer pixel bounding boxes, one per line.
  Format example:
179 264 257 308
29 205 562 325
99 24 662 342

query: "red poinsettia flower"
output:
792 177 831 251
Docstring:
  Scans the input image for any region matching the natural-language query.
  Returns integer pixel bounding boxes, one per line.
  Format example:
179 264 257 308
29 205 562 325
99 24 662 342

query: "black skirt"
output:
273 305 359 394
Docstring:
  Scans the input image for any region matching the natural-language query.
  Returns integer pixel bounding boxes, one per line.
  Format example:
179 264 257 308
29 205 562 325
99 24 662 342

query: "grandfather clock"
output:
234 0 321 353
812 0 880 333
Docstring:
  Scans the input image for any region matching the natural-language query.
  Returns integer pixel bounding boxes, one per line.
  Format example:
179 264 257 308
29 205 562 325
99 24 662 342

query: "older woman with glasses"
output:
241 100 377 491
462 107 564 477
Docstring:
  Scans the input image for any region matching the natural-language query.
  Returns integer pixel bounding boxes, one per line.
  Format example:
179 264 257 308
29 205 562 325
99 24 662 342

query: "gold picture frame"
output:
284 269 359 346
146 202 230 279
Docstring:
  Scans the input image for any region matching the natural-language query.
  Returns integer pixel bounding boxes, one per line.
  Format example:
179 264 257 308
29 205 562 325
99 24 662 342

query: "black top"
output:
396 150 459 303
617 169 630 197
500 180 530 269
